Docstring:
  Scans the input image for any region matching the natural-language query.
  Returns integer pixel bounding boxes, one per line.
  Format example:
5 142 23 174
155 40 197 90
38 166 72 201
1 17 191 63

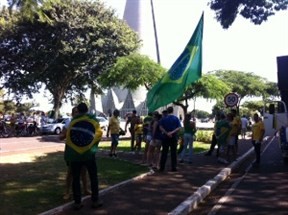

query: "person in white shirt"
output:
241 115 249 139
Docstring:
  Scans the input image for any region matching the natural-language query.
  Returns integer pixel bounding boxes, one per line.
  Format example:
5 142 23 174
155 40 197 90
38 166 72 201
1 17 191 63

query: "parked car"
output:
96 116 108 131
41 118 70 135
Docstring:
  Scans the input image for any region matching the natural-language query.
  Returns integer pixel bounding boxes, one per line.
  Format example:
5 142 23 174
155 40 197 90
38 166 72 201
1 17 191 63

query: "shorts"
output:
150 139 162 147
241 128 247 133
144 134 152 142
111 134 119 146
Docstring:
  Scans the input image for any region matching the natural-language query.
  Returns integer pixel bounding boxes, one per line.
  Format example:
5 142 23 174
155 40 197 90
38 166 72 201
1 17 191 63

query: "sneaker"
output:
113 153 117 157
92 200 103 209
179 160 184 163
171 168 177 172
73 203 83 210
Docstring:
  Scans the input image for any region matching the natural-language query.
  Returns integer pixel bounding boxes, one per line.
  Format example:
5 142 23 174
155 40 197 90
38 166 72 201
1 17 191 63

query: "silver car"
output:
96 116 108 131
41 118 70 135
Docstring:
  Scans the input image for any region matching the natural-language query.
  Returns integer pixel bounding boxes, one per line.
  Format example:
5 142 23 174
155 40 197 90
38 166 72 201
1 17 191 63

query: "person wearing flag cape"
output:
64 102 103 210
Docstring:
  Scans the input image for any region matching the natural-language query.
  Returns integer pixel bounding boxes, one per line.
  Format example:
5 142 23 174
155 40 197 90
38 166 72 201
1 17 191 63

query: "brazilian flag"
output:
66 114 103 154
147 13 203 112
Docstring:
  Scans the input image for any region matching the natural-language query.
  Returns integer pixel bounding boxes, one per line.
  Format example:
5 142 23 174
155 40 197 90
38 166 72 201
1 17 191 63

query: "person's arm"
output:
152 121 157 139
124 118 130 132
106 125 110 137
106 118 111 137
59 127 67 141
259 122 265 142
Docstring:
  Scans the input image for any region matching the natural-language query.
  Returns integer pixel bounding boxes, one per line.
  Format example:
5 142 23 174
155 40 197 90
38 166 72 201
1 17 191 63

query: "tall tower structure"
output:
123 0 159 62
100 0 162 117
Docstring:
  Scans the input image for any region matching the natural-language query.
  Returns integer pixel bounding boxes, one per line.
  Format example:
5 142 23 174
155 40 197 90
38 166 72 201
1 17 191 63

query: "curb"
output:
168 136 275 215
168 147 254 215
39 171 154 215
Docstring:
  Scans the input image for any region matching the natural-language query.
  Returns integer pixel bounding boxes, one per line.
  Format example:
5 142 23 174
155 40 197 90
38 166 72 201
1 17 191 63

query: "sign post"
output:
224 93 239 107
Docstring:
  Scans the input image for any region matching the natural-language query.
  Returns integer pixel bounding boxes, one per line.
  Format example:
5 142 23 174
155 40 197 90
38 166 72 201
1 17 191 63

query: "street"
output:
192 138 288 215
0 135 65 163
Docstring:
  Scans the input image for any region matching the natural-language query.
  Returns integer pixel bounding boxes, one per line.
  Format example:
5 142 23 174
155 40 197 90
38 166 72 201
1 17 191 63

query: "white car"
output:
41 118 70 135
96 116 108 131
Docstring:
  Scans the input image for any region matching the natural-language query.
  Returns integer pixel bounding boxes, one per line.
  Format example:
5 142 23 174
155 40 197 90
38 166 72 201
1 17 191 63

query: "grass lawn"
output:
0 140 209 215
99 139 210 154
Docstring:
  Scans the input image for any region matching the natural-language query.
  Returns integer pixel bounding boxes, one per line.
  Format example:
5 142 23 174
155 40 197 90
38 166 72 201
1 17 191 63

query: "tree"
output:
263 81 280 100
0 0 140 118
174 74 231 115
99 53 166 90
209 0 288 29
211 70 268 104
8 0 288 30
194 109 211 119
241 100 265 112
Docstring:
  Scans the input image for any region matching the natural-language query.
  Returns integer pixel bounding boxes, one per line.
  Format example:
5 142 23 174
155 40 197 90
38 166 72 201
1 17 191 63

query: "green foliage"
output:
211 70 269 102
209 0 288 29
195 130 213 143
0 0 140 118
99 53 166 90
195 109 211 118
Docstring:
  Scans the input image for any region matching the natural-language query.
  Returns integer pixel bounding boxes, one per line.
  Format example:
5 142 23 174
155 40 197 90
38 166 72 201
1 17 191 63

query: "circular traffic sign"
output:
224 93 239 107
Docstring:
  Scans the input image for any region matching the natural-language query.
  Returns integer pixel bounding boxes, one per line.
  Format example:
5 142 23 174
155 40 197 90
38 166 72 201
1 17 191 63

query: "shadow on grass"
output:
0 151 147 215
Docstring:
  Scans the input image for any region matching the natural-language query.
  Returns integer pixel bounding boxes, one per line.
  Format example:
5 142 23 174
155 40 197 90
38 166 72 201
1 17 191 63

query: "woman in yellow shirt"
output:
251 113 265 166
134 117 143 154
107 109 121 157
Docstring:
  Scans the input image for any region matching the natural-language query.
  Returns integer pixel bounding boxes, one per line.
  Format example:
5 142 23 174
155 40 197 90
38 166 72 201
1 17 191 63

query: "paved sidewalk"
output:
41 138 262 215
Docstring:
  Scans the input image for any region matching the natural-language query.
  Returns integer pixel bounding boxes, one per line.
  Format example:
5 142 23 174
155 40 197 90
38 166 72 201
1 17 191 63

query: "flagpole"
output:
150 0 161 64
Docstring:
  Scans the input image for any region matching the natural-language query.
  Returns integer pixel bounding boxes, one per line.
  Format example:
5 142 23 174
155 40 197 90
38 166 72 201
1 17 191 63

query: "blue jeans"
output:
179 133 194 162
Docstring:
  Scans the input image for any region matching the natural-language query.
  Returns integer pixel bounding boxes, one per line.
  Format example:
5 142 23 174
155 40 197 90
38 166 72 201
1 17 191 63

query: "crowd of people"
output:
0 111 48 137
57 102 265 211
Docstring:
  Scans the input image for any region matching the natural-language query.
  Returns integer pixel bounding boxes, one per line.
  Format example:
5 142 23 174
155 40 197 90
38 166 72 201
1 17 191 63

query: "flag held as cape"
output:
147 13 204 112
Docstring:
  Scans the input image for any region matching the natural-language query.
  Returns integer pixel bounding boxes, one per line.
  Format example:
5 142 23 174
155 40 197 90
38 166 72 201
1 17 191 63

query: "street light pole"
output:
150 0 161 64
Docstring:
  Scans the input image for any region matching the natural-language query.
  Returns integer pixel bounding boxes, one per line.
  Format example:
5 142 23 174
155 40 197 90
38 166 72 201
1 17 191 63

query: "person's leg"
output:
85 159 102 208
188 134 194 163
179 134 189 162
205 134 217 156
170 138 178 171
147 143 155 166
111 134 119 156
235 135 239 154
155 144 161 168
177 137 184 154
70 161 83 205
159 141 169 171
81 167 91 195
255 142 261 164
63 164 72 200
142 138 150 163
130 130 135 151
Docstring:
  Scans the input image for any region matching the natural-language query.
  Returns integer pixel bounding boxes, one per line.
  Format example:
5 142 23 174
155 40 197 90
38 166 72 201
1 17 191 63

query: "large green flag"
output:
147 13 204 112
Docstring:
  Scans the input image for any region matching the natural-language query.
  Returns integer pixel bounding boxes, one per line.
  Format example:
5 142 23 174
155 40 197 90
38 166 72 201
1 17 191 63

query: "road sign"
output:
224 93 239 107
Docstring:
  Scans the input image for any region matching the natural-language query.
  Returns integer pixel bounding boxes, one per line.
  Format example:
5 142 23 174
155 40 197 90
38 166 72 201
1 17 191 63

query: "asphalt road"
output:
192 138 288 215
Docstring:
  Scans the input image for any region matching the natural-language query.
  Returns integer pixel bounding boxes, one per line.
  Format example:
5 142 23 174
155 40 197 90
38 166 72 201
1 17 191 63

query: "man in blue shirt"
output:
159 106 182 172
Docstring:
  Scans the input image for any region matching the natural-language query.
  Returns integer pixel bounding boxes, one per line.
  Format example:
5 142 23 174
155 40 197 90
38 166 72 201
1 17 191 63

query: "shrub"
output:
195 130 213 143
